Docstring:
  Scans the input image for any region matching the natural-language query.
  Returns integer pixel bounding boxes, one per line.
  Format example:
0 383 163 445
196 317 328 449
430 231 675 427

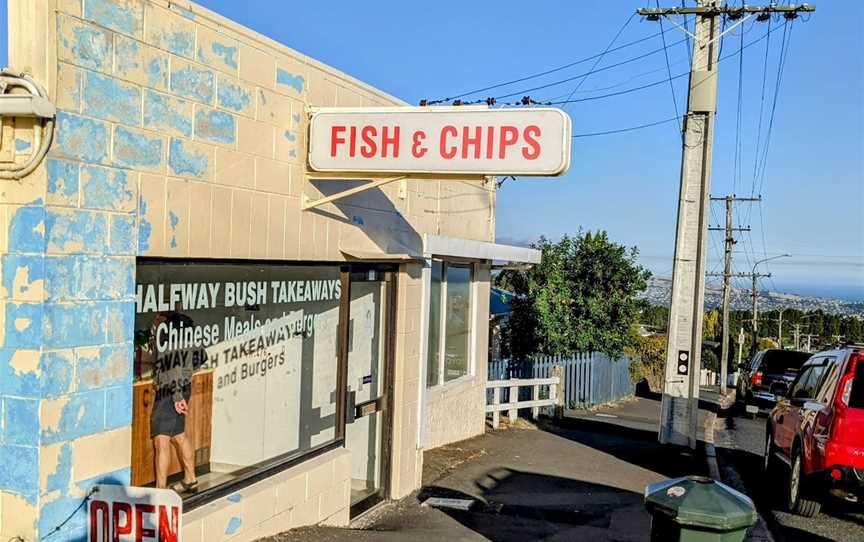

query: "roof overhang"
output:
423 234 540 266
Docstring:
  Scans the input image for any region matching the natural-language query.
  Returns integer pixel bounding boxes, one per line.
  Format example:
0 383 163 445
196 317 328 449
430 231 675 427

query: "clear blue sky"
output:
1 1 861 300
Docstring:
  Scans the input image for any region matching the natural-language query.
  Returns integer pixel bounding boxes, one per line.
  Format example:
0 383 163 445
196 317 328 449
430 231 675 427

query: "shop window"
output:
132 262 342 496
426 261 473 388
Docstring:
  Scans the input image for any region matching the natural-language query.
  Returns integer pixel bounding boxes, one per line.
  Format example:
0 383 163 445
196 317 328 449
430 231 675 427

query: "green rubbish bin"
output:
644 475 757 542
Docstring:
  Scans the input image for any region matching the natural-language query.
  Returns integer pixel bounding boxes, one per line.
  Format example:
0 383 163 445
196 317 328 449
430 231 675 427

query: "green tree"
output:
497 231 651 358
627 334 666 393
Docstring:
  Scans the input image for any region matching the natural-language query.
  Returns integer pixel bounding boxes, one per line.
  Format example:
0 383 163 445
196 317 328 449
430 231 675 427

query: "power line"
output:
429 14 679 103
558 12 638 110
570 115 684 138
657 0 683 137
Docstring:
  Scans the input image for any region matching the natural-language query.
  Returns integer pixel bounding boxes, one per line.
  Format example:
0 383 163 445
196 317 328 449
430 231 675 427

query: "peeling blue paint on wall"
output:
47 159 80 205
15 138 31 152
276 68 305 94
44 208 109 254
217 78 252 113
169 3 196 20
8 206 46 253
170 64 215 103
3 397 40 446
169 211 180 249
195 109 236 144
226 494 243 503
109 214 137 256
105 301 135 344
113 126 164 170
115 37 141 76
144 90 192 137
169 138 209 178
203 42 238 70
105 385 133 429
4 303 44 348
84 0 144 37
81 166 135 212
293 113 301 124
0 444 38 503
76 344 133 392
225 516 242 535
45 442 73 493
55 112 109 164
283 131 297 143
45 256 133 302
60 19 113 72
147 56 169 88
83 72 141 124
43 302 105 350
2 254 45 300
138 196 152 254
40 350 75 398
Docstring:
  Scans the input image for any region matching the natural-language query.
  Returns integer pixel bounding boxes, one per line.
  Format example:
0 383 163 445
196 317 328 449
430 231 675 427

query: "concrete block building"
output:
0 1 539 540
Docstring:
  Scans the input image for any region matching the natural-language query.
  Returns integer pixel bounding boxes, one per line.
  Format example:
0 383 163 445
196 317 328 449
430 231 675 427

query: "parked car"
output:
738 349 812 413
764 344 864 517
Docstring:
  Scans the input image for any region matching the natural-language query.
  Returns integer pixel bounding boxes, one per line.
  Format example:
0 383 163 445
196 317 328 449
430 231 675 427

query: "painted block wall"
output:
0 0 496 539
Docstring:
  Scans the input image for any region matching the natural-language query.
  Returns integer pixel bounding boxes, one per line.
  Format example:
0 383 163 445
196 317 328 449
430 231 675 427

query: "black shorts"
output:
150 392 190 438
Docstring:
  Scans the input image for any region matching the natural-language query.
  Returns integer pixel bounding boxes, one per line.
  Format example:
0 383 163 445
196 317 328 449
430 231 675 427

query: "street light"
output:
751 254 791 353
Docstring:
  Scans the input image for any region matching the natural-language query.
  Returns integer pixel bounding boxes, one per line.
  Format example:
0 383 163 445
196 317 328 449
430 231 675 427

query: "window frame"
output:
426 259 475 388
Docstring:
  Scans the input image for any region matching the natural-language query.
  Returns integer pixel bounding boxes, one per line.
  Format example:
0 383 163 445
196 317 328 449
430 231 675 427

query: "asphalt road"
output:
714 406 864 542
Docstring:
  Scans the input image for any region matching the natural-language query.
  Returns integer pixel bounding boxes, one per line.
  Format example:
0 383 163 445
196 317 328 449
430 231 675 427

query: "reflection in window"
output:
426 262 443 388
426 261 473 388
444 266 471 382
132 263 342 495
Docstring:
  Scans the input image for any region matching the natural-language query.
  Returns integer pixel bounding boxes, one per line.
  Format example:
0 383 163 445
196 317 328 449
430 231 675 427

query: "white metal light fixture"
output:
0 69 56 180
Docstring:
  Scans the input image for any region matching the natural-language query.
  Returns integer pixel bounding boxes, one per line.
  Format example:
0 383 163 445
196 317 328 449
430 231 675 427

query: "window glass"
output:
133 262 342 493
426 262 443 388
444 265 472 382
790 367 814 399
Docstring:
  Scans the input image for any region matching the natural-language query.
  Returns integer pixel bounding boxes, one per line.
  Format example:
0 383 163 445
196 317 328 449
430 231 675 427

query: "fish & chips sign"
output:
308 107 572 176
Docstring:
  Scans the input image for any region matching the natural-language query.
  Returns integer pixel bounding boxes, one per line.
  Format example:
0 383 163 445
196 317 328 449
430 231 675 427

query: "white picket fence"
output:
489 353 635 410
485 374 561 429
699 369 739 388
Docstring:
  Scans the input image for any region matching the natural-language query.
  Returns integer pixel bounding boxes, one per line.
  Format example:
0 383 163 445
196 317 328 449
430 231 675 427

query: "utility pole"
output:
639 1 814 449
794 323 801 350
751 272 770 352
708 195 757 395
737 327 745 367
778 309 784 349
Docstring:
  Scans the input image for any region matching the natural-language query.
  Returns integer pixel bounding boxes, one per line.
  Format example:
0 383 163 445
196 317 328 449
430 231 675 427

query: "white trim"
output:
417 260 432 449
423 234 540 264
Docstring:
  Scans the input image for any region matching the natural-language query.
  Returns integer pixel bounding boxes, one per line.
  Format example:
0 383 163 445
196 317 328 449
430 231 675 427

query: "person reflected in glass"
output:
147 311 198 493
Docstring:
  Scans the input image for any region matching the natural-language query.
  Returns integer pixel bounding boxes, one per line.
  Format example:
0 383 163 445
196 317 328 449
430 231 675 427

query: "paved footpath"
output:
263 397 708 542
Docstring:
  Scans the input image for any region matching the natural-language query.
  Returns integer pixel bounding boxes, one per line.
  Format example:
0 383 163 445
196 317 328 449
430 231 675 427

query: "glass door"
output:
344 269 394 514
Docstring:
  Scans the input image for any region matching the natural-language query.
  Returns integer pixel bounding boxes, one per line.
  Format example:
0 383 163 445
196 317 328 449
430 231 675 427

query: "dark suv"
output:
738 349 812 413
765 344 864 516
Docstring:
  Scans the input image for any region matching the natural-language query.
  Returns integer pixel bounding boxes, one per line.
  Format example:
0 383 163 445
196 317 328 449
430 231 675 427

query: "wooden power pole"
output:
638 1 815 448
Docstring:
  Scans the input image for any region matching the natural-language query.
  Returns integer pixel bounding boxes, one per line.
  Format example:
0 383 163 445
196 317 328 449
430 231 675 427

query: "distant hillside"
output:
640 277 864 317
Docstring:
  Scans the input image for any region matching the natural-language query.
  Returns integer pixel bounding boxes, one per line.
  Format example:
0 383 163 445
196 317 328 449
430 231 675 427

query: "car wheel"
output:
787 448 822 517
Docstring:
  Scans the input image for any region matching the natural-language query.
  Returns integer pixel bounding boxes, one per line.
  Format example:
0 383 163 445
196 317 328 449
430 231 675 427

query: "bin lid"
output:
644 476 757 531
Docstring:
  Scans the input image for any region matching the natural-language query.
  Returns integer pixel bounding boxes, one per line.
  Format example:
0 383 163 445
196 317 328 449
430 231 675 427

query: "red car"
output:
765 344 864 517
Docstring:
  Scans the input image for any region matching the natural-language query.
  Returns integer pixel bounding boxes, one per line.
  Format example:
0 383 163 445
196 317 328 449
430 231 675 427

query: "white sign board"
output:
308 107 572 176
88 485 182 542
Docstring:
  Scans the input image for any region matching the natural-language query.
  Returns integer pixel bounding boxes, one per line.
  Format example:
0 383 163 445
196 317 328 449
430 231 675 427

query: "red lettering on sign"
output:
135 504 156 542
440 125 458 159
412 130 428 158
348 126 358 158
461 126 482 159
381 126 400 158
498 126 519 159
158 505 179 542
360 126 378 158
113 502 133 542
485 126 496 159
90 500 110 542
330 126 346 157
522 125 541 159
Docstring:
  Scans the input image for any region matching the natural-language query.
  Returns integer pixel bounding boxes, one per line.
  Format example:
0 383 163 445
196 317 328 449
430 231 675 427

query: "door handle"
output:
345 390 357 424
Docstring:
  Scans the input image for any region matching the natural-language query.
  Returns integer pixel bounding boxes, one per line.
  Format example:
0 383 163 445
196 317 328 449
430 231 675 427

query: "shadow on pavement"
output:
540 416 707 480
413 468 647 542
